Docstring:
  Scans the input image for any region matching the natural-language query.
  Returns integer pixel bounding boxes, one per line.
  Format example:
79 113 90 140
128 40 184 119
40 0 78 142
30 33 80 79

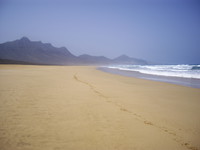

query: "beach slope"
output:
0 65 200 150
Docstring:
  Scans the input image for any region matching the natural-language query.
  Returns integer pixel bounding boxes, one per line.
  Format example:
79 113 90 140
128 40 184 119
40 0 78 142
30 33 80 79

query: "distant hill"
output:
78 54 112 65
0 37 147 65
113 55 147 65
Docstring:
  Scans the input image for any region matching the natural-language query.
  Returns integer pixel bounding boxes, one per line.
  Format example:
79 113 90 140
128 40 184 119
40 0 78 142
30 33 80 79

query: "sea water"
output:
107 65 200 79
101 64 200 88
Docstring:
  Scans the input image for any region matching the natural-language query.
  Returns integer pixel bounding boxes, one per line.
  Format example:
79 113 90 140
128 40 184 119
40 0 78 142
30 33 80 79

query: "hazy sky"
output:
0 0 200 64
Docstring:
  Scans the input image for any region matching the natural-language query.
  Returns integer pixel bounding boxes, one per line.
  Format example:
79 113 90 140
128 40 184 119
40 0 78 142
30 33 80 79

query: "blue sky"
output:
0 0 200 64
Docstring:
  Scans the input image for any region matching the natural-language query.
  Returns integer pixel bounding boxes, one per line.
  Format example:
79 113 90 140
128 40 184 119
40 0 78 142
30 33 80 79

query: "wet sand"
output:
0 65 200 150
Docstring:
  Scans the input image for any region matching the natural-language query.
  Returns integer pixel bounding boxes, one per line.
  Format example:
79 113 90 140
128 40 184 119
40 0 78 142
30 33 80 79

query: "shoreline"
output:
98 67 200 89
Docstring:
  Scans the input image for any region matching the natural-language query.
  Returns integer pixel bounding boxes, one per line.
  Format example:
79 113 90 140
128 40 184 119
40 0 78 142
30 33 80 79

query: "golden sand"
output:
0 65 200 150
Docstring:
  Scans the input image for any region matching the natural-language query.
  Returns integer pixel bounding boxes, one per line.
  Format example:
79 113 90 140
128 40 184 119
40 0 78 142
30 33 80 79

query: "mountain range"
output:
0 37 147 65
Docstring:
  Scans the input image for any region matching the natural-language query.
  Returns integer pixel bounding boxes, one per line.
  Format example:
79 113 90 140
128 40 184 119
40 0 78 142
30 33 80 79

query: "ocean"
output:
100 64 200 88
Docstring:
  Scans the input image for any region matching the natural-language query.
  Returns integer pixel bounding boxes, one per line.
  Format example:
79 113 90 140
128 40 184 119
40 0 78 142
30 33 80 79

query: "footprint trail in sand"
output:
74 74 199 150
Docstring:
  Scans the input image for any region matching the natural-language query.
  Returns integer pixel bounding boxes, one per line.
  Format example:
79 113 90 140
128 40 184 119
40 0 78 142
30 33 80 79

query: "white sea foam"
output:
107 65 200 79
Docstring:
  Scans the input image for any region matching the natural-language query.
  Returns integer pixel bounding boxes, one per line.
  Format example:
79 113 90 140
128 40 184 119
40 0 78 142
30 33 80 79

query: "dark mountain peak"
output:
44 42 53 47
14 37 32 48
0 37 77 65
20 37 30 42
59 46 68 51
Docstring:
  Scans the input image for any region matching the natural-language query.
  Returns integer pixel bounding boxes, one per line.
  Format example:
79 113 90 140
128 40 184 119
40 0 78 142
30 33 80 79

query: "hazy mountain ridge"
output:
113 55 147 65
0 37 147 65
0 37 78 65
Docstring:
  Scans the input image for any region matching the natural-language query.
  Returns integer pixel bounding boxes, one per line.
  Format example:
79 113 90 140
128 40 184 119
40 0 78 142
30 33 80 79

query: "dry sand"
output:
0 65 200 150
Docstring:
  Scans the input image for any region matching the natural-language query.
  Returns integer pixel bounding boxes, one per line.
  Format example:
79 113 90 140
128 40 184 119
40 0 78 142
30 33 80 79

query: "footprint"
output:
144 121 153 125
120 108 128 112
120 107 132 113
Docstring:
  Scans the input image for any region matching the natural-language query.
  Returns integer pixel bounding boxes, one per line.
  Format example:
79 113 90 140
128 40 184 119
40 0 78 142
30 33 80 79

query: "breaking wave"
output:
107 65 200 79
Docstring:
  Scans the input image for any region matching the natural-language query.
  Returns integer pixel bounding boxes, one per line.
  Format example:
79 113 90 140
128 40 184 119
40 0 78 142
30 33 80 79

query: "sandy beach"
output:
0 65 200 150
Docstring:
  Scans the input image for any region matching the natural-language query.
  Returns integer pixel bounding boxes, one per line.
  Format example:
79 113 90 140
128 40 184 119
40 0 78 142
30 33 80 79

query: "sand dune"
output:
0 65 200 150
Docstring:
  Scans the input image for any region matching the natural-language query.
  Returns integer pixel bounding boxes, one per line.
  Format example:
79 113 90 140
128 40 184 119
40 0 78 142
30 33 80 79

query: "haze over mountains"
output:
0 37 147 65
